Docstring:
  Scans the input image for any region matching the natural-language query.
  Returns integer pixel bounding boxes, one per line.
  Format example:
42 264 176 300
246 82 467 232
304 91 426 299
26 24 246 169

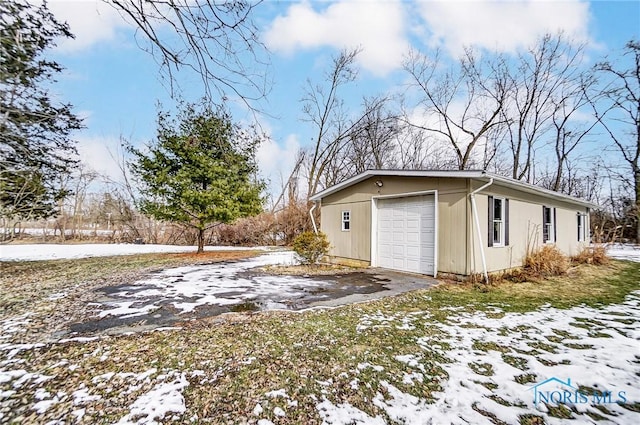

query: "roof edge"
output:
309 169 598 209
309 170 484 201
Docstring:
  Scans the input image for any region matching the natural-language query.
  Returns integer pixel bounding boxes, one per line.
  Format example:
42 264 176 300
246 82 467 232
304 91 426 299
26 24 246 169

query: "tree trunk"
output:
552 159 563 192
197 228 205 254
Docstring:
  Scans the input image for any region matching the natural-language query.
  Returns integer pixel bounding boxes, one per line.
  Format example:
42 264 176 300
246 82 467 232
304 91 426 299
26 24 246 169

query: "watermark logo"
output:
528 377 627 406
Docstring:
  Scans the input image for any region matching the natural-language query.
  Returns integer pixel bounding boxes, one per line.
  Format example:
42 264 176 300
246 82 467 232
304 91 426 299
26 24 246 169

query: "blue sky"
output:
44 0 640 198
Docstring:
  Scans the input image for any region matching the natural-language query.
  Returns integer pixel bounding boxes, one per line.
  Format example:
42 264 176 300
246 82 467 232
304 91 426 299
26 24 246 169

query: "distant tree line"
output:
294 37 640 243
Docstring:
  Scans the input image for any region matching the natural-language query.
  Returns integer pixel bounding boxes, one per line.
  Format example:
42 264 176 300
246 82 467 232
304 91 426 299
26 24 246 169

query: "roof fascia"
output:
310 169 598 209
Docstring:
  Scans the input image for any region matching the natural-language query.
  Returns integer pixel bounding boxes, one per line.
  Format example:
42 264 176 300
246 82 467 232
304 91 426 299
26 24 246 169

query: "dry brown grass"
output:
436 261 638 312
572 245 609 265
261 263 361 276
523 245 569 277
469 245 571 284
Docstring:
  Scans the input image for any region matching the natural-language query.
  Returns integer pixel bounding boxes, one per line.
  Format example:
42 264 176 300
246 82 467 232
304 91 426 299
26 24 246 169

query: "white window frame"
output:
543 206 555 243
492 197 506 247
341 210 351 232
577 213 587 242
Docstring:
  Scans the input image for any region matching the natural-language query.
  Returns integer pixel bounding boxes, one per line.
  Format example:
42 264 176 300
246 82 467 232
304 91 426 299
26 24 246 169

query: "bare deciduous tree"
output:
109 0 269 108
301 48 362 197
502 34 587 181
344 96 400 174
590 40 640 242
403 48 510 170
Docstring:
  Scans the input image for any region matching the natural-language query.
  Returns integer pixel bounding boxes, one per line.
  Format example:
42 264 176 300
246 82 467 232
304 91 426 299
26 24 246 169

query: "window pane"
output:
494 198 502 220
544 224 551 241
544 207 551 224
342 211 350 231
493 222 502 244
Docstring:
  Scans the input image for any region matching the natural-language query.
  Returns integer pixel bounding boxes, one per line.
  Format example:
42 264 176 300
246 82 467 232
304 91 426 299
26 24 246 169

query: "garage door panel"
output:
392 244 405 256
406 233 419 243
406 245 420 257
406 259 419 271
377 195 435 275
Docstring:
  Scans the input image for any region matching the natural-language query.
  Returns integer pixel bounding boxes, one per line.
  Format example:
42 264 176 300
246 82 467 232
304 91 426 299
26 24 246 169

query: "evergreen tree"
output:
0 0 82 222
128 103 265 252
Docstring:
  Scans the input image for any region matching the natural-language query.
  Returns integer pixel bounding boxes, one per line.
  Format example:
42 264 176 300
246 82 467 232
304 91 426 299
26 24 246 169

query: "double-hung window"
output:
577 213 587 242
543 206 556 243
341 210 351 231
488 196 509 247
493 198 505 246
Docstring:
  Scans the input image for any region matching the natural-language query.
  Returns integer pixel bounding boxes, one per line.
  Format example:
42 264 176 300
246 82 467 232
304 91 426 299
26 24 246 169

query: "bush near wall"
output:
478 245 611 284
292 231 330 265
523 245 570 277
572 245 609 265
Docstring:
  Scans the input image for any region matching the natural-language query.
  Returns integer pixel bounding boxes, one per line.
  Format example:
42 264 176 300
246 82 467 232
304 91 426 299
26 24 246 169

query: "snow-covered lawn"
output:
321 292 640 424
607 243 640 262
2 288 638 424
0 243 265 261
0 245 638 423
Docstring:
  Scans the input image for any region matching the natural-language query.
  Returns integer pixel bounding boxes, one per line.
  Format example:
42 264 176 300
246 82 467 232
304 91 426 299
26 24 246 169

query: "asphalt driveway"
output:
73 251 437 335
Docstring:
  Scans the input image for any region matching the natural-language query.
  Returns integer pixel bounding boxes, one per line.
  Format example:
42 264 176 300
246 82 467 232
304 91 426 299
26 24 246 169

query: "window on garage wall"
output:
341 210 350 231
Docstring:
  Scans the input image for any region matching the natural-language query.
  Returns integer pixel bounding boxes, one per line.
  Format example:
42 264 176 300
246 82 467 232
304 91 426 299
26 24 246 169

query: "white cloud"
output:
264 0 409 76
256 135 301 201
76 135 124 181
44 0 129 52
417 0 592 56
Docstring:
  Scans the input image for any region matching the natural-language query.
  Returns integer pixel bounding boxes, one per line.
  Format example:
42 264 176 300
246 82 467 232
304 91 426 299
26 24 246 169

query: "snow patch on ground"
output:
319 291 640 424
428 294 640 424
94 251 333 318
0 314 31 342
265 388 289 399
317 398 386 425
98 302 160 319
356 311 426 332
72 387 101 405
607 243 640 262
356 363 384 373
116 372 189 424
0 243 267 262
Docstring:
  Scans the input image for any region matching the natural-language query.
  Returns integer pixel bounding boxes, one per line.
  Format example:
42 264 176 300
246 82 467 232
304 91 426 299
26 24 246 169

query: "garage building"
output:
309 170 596 278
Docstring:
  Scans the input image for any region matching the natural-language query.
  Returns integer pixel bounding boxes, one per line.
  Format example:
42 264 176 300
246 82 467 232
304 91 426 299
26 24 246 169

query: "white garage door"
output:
377 195 435 275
